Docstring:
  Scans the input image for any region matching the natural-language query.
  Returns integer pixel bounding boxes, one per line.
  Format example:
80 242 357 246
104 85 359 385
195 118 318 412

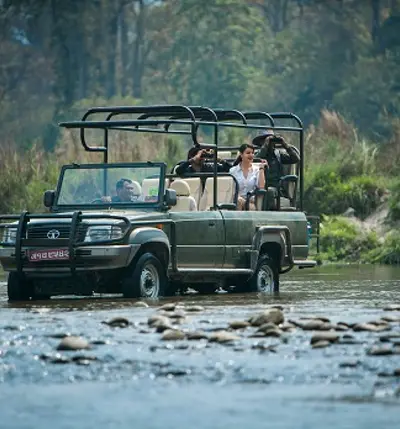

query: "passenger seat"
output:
199 176 237 210
141 178 168 202
169 180 197 211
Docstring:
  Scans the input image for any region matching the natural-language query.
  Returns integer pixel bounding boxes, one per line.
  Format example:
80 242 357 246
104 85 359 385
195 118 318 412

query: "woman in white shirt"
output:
229 143 266 210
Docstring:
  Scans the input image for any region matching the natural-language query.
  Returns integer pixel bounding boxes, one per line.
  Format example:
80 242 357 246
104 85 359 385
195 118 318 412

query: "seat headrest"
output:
170 179 190 196
131 180 142 195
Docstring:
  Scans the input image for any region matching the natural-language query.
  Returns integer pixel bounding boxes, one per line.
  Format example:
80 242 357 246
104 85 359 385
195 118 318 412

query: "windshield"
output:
56 164 164 206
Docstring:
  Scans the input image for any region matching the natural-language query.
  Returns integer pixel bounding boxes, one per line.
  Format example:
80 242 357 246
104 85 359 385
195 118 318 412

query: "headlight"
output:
84 225 123 243
2 227 17 245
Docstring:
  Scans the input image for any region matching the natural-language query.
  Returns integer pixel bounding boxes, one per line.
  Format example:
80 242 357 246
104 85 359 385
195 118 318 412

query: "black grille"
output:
26 224 87 241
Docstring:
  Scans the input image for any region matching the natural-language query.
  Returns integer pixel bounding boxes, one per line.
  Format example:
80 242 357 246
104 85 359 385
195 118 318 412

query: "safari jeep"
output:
0 105 317 301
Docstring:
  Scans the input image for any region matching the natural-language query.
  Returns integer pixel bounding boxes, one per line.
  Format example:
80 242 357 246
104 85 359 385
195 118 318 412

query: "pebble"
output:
312 340 331 349
187 331 208 340
133 301 149 308
366 347 393 356
352 323 379 332
158 303 177 312
102 317 130 328
383 305 400 311
208 331 240 343
339 360 361 368
56 336 91 351
249 309 284 326
229 320 250 330
148 315 169 327
298 320 326 330
310 332 339 344
161 329 186 341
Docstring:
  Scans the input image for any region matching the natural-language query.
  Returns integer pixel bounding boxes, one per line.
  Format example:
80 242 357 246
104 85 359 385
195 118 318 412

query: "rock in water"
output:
57 336 90 351
249 309 284 326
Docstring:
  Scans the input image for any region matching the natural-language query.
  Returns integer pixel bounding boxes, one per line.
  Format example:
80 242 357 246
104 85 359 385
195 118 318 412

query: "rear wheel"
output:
122 252 166 298
7 272 34 301
249 255 279 293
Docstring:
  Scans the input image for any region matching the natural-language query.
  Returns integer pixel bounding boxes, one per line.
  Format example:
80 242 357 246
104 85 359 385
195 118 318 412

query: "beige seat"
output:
217 150 233 159
131 181 142 199
141 178 168 202
169 180 197 211
183 177 203 208
199 176 237 210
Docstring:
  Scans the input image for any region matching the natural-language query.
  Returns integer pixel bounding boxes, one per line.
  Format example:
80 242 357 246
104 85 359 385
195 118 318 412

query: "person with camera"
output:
252 130 300 189
174 145 232 176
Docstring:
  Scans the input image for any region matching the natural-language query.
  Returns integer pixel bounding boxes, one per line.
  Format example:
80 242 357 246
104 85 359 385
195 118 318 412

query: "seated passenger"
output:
253 130 300 189
102 178 142 203
175 146 232 177
229 144 266 211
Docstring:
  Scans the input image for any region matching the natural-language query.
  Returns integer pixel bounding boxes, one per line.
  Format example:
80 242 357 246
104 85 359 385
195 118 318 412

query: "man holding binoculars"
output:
252 130 300 188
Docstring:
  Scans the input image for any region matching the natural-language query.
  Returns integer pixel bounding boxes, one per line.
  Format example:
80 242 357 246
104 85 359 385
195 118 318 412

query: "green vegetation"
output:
1 0 399 264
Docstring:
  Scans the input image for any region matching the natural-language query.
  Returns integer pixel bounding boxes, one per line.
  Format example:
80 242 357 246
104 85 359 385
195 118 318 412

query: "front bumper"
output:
0 244 140 274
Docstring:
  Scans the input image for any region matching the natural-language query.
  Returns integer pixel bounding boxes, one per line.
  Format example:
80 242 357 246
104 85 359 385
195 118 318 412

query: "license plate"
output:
28 248 69 262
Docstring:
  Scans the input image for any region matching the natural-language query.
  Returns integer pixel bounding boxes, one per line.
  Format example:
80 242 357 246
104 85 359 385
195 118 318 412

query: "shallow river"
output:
0 265 399 429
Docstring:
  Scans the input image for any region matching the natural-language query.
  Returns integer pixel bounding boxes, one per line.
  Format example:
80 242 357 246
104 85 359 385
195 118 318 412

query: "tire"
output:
122 252 166 298
249 254 279 293
7 272 34 301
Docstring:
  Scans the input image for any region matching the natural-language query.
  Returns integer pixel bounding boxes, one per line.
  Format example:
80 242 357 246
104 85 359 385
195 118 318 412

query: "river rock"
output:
352 323 379 332
153 320 174 333
185 305 205 312
50 355 71 364
249 309 284 326
383 304 400 311
310 332 339 344
335 324 350 331
56 336 91 351
133 301 149 308
339 360 361 368
279 322 296 331
312 340 331 349
379 333 400 342
168 309 186 319
208 331 240 343
159 303 177 312
298 320 326 330
161 329 186 341
381 315 400 323
299 316 331 323
229 320 250 330
251 342 277 352
187 330 208 340
367 347 393 356
148 314 170 327
102 317 130 328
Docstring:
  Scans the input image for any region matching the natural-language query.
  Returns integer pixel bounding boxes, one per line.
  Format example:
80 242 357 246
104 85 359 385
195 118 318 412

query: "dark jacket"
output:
255 145 299 188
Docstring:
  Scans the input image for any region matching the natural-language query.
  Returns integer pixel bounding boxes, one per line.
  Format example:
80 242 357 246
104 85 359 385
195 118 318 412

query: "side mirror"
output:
43 190 55 208
164 189 177 207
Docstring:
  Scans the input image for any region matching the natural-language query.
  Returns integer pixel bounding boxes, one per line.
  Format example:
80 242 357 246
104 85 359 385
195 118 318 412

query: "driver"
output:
101 178 142 203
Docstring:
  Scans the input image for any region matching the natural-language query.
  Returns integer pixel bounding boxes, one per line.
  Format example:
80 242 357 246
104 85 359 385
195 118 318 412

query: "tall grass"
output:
0 131 186 214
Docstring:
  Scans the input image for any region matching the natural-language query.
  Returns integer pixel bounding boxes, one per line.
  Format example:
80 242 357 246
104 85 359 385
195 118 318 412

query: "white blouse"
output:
229 164 260 197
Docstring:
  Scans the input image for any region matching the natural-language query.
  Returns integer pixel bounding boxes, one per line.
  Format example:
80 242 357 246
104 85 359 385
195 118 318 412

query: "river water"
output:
0 265 399 429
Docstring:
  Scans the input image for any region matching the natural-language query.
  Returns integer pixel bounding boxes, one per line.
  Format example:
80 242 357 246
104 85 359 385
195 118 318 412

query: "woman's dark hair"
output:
233 143 255 166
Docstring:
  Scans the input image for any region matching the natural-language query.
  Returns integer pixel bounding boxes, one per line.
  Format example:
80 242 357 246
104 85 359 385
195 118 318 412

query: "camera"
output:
201 149 214 159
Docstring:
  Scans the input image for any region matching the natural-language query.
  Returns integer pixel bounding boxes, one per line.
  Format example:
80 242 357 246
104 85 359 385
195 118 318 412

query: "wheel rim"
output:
140 262 160 297
257 264 274 293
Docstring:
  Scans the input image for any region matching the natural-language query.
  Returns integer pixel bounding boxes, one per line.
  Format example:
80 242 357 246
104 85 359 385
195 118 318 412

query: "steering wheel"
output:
91 198 105 204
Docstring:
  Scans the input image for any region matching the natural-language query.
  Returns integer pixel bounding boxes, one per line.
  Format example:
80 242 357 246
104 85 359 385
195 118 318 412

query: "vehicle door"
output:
168 211 224 268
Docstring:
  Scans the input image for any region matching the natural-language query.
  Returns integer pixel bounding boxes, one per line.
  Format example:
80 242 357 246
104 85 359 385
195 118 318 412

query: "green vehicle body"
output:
0 105 317 300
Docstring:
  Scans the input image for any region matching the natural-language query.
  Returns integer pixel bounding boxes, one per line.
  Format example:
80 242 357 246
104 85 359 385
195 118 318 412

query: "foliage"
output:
319 216 378 263
387 178 400 222
365 230 400 265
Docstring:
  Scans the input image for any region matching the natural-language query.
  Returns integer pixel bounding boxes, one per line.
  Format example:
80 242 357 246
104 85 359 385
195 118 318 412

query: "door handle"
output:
208 221 216 227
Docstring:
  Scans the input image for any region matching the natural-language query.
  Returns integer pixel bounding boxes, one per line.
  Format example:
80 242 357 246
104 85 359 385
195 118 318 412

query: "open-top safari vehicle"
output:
0 105 317 301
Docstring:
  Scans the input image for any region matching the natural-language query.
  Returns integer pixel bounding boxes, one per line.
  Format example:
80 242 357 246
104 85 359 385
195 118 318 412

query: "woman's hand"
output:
259 159 269 169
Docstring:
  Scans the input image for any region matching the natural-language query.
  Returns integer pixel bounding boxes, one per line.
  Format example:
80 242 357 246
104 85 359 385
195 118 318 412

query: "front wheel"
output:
122 252 166 298
7 272 34 301
249 255 279 293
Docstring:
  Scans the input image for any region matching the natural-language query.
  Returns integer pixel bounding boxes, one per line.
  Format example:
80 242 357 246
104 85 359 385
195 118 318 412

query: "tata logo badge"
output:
47 229 60 239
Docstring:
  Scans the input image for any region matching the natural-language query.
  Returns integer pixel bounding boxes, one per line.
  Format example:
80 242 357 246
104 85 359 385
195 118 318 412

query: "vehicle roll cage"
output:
59 105 304 211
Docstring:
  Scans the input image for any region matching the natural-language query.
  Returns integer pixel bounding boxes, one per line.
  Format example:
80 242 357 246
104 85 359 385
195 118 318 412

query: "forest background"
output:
0 0 399 264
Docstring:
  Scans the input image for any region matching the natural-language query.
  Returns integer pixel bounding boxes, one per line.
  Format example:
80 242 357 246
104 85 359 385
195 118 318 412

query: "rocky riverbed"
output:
0 264 400 428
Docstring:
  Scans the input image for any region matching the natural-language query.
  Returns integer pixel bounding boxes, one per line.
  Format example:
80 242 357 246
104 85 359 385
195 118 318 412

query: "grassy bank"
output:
0 110 399 265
